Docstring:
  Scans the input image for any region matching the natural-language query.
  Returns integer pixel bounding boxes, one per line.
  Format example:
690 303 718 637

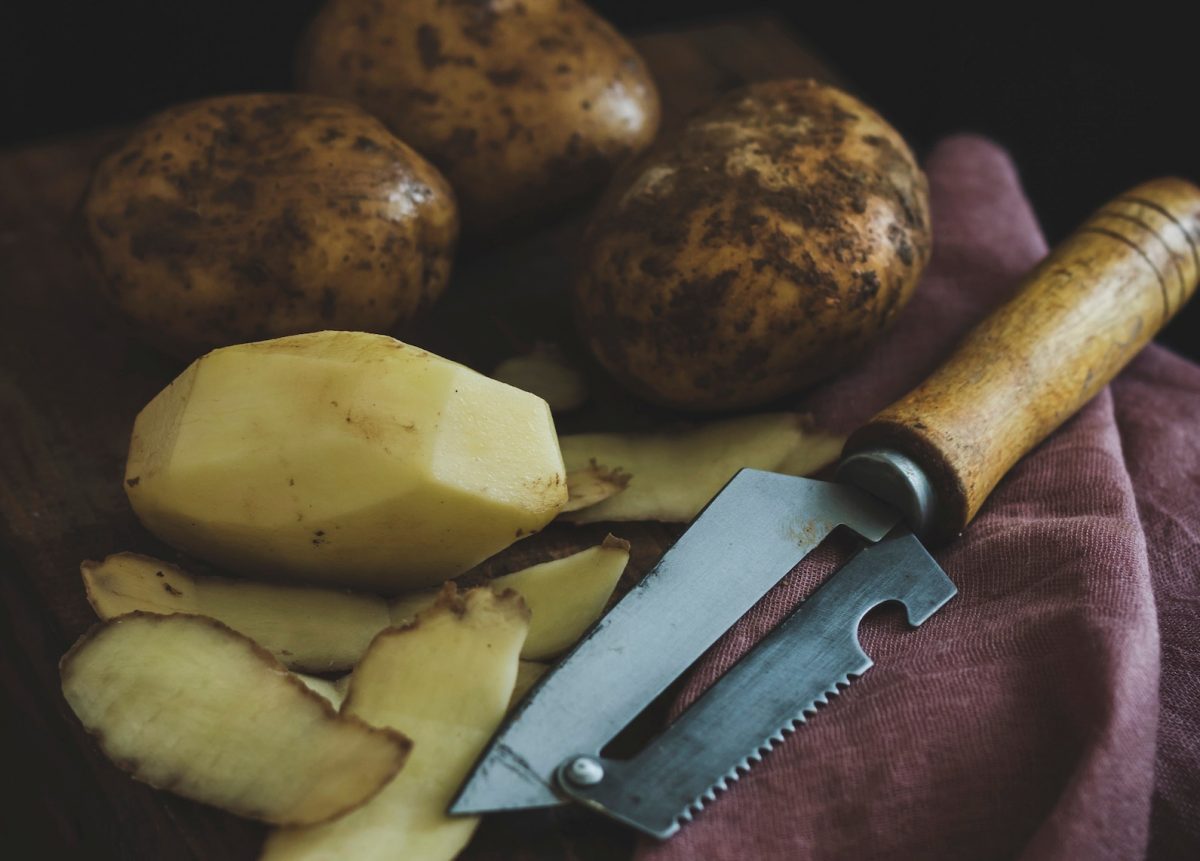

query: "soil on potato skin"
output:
574 79 931 411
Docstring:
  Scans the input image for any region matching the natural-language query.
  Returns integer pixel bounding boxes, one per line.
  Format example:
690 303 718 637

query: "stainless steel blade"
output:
450 469 897 815
554 530 955 839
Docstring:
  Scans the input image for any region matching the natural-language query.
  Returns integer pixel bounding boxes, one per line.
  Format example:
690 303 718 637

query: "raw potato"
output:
261 585 529 860
82 94 458 359
82 539 626 671
60 613 410 826
82 553 390 672
510 661 549 708
124 331 567 592
484 535 628 659
389 537 630 660
575 79 931 410
297 0 660 233
295 673 349 710
559 413 845 522
492 345 588 412
562 462 630 512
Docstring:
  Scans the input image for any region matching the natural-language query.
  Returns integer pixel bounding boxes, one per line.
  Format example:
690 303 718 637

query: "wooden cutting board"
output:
0 16 834 860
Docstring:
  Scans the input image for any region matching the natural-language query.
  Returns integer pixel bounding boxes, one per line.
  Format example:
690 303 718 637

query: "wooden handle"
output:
844 177 1200 541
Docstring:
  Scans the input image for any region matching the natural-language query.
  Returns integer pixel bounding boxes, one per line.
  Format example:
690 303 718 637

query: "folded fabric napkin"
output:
636 135 1200 860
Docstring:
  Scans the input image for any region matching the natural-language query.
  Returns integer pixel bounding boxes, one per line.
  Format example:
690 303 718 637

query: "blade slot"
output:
556 531 956 839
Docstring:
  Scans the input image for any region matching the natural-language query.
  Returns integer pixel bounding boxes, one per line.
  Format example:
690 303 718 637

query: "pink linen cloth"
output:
636 135 1199 860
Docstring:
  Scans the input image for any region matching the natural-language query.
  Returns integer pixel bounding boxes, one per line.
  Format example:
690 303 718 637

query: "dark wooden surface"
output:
0 16 831 860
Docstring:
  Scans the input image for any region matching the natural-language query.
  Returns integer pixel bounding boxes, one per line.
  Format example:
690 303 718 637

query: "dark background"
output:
3 0 1197 357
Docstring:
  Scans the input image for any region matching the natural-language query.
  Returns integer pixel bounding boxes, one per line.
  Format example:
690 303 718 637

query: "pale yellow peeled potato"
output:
262 585 528 860
559 412 845 522
124 331 567 592
510 660 549 708
60 613 410 826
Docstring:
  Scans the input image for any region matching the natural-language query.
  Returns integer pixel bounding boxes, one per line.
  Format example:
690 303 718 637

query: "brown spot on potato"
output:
485 68 522 87
441 127 478 160
320 288 337 320
405 88 439 106
457 1 500 47
129 226 197 260
213 178 256 209
416 24 444 69
639 255 671 278
231 259 270 285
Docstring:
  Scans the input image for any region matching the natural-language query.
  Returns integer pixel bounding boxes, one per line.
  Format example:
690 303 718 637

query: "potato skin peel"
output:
262 585 530 860
559 413 845 522
297 0 660 233
81 552 392 672
60 612 411 827
574 79 931 410
82 93 458 358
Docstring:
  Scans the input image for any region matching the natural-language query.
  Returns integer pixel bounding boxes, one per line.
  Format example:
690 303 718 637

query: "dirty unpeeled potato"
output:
262 585 529 861
60 613 410 825
297 0 660 233
560 413 845 522
575 79 931 410
84 538 627 669
124 331 567 592
82 94 458 358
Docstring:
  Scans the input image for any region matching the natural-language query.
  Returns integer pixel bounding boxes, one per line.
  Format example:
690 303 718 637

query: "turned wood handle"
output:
843 177 1200 541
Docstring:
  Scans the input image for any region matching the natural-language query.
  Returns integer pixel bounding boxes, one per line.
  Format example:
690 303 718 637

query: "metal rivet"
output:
564 756 604 787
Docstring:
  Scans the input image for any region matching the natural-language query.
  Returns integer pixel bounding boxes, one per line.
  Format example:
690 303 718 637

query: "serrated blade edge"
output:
664 669 861 835
556 531 955 839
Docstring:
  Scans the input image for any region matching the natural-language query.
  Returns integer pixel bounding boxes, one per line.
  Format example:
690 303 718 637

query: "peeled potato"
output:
60 613 410 826
82 93 458 358
510 660 549 708
262 585 528 860
124 331 567 592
